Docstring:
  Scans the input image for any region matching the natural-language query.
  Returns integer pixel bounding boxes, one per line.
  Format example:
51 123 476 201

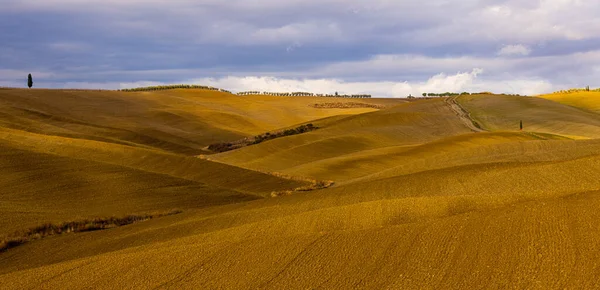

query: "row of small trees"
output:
119 84 232 93
237 91 263 95
236 91 372 98
118 85 372 98
553 87 599 94
420 92 522 97
422 92 472 97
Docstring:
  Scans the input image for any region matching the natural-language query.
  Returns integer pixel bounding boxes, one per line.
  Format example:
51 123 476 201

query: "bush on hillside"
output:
208 124 318 153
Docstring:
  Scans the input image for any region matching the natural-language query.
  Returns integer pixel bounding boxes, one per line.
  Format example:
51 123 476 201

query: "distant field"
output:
2 88 600 289
539 91 600 112
457 94 600 139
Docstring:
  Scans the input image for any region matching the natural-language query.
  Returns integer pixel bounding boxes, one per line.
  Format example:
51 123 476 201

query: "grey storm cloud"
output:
1 0 600 96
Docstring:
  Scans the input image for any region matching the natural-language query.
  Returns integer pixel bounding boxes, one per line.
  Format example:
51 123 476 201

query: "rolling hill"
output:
209 98 473 177
0 88 401 155
457 93 600 139
2 88 600 289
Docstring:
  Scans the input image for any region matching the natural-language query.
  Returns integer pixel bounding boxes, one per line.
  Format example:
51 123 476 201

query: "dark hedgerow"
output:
208 124 318 153
0 209 182 253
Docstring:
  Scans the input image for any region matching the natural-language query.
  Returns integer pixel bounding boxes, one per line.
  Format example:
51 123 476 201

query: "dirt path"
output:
445 96 485 132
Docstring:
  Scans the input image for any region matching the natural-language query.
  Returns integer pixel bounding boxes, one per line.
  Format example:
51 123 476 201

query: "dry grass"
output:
4 89 600 288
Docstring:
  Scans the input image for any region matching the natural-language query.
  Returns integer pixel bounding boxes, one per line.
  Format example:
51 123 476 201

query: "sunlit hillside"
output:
457 93 600 139
0 88 400 155
209 98 473 179
539 90 600 113
2 88 600 289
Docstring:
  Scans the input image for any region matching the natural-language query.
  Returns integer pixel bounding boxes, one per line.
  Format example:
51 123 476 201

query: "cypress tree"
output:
27 74 33 88
520 120 523 131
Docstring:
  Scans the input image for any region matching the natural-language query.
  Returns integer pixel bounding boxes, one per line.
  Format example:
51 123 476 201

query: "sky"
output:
1 0 600 97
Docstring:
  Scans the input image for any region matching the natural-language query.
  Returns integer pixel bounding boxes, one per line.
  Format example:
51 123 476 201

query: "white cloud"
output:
304 50 600 86
420 68 483 93
0 69 556 97
498 44 532 56
404 1 600 45
111 69 554 97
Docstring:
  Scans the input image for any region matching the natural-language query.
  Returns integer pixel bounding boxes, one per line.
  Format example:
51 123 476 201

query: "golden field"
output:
539 90 600 113
2 88 600 288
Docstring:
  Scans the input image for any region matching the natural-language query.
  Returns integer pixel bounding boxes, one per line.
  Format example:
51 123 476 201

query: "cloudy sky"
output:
2 0 600 97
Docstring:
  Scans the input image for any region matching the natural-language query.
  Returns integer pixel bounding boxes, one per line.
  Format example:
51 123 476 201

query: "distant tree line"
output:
420 91 523 97
310 102 385 109
237 91 371 98
553 87 600 94
119 84 232 93
421 92 472 97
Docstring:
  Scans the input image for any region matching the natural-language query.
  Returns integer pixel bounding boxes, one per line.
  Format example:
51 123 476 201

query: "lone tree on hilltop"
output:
27 74 33 88
520 120 523 131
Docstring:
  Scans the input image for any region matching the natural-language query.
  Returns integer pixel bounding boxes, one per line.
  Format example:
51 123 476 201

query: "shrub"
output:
208 123 319 152
207 142 233 152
